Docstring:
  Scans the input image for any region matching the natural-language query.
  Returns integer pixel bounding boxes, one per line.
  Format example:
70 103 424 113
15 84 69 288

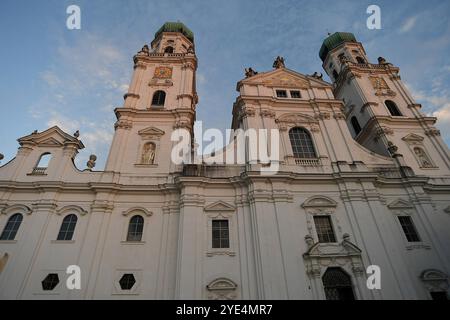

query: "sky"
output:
0 0 449 169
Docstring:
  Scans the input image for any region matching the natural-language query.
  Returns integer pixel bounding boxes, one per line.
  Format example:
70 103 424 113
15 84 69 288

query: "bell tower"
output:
105 22 198 175
320 32 450 175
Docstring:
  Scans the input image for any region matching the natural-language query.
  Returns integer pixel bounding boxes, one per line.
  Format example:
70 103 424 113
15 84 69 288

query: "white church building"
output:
0 22 449 300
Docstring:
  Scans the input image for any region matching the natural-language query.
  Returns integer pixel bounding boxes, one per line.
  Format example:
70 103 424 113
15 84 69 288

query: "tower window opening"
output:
351 117 362 135
164 46 174 54
152 90 166 107
356 56 366 64
332 70 339 81
385 100 402 116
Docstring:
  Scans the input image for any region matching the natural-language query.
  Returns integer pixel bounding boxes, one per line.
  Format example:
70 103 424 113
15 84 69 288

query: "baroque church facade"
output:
0 23 449 300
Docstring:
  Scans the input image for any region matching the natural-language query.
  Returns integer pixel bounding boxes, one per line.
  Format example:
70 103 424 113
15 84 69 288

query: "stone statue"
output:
138 44 150 55
414 147 432 168
387 141 398 155
86 154 97 170
378 56 387 64
141 142 156 165
245 67 258 78
305 235 314 248
272 56 285 69
339 54 349 64
311 72 323 80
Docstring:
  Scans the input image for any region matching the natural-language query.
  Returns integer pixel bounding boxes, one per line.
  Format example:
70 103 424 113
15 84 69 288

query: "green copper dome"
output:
319 32 357 61
155 22 194 42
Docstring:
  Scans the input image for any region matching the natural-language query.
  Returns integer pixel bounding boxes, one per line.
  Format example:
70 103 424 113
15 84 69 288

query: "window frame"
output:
211 219 230 249
397 215 421 243
384 100 402 117
41 273 60 291
0 213 23 241
126 215 145 242
313 215 337 243
56 214 78 241
290 90 302 99
288 127 318 159
151 90 166 107
276 89 288 98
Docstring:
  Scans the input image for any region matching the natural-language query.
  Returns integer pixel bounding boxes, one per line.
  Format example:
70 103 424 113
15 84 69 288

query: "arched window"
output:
332 70 339 80
0 213 23 240
57 214 77 241
351 117 362 135
36 153 52 168
289 128 317 159
355 56 366 64
385 100 402 116
127 215 144 242
322 267 356 300
164 46 174 54
151 90 166 107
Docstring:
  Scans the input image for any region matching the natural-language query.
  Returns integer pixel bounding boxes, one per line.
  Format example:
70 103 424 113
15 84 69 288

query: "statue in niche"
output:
414 147 432 168
141 142 156 164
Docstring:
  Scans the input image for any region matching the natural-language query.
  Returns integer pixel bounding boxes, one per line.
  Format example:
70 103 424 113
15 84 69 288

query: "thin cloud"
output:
400 16 418 33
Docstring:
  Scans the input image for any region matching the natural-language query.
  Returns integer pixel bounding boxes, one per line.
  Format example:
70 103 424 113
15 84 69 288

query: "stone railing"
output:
294 158 321 166
30 167 47 175
148 52 186 58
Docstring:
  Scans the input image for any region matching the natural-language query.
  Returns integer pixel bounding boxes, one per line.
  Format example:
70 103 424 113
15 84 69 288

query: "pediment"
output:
402 133 424 143
204 201 236 212
207 278 238 291
138 127 165 138
18 126 84 149
387 199 413 210
276 113 318 125
305 240 362 258
302 196 337 208
421 269 448 281
240 68 330 89
39 137 64 147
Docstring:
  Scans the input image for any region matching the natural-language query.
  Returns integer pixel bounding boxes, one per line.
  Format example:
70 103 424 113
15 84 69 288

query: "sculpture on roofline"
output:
245 67 258 78
273 56 285 69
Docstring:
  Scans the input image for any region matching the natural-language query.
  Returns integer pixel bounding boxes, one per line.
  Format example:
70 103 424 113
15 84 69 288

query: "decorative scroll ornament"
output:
369 76 396 97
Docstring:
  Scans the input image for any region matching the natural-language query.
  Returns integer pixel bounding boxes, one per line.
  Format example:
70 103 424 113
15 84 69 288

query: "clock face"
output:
154 67 172 79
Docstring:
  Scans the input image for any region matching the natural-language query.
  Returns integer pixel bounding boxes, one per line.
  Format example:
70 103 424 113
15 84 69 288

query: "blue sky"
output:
0 0 449 169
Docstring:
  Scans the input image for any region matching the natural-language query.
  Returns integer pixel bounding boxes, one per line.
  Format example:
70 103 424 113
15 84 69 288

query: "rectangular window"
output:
398 216 421 242
314 216 336 243
276 90 287 98
212 220 229 249
290 90 301 98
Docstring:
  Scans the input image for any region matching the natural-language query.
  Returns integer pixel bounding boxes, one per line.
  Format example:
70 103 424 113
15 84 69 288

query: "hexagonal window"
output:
119 274 136 290
42 273 60 291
